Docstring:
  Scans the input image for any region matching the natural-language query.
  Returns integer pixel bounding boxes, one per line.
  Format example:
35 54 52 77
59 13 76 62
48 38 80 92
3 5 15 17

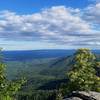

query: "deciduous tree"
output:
0 49 25 100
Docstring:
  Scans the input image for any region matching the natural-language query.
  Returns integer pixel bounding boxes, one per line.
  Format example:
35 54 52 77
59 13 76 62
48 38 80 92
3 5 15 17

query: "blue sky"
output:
0 0 91 13
0 0 100 50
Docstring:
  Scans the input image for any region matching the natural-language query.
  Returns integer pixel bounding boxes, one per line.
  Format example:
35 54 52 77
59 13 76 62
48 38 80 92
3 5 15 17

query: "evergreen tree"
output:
66 48 100 93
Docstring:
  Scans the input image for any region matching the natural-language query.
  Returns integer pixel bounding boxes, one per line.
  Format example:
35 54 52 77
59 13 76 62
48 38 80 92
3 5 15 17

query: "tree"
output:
0 49 25 100
66 48 100 93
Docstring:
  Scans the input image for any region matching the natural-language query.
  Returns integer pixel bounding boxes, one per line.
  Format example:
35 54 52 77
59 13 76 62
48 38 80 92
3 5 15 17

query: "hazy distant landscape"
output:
2 49 100 61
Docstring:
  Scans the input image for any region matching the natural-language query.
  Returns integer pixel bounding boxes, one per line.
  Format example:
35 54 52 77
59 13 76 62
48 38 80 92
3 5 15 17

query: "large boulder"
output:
63 91 100 100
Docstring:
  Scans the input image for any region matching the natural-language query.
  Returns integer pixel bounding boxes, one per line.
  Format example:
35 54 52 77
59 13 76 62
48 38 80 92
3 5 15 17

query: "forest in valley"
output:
0 48 100 100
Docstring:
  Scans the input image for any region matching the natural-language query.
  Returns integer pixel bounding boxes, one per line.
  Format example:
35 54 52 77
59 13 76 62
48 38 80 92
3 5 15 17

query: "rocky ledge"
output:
63 91 100 100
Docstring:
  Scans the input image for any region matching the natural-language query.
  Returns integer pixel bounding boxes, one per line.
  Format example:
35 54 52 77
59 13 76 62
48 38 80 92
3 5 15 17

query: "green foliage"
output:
56 90 63 100
5 57 71 92
0 50 25 100
66 48 100 93
16 90 57 100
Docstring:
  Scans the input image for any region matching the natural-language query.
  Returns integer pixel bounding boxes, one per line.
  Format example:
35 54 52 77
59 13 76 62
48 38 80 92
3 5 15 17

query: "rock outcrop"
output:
63 91 100 100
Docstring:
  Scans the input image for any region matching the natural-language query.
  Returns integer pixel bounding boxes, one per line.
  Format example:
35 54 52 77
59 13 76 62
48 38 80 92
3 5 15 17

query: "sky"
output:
0 0 100 50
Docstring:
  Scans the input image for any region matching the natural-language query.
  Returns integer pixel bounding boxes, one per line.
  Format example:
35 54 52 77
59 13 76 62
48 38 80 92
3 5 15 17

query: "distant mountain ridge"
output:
2 49 100 61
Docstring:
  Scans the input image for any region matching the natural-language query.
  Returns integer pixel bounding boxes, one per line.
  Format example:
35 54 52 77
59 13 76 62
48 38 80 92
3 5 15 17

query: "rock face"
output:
64 97 82 100
63 91 100 100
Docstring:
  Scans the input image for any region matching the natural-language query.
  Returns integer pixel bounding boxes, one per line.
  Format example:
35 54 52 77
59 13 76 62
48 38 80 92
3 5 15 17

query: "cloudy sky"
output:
0 0 100 50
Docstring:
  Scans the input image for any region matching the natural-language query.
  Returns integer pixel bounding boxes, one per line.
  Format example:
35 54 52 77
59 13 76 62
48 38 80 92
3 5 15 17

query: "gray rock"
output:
64 97 82 100
63 91 100 100
75 91 100 100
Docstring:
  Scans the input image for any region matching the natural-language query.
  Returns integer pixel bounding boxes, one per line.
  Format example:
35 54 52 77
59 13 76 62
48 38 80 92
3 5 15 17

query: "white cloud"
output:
0 5 100 49
84 3 100 24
